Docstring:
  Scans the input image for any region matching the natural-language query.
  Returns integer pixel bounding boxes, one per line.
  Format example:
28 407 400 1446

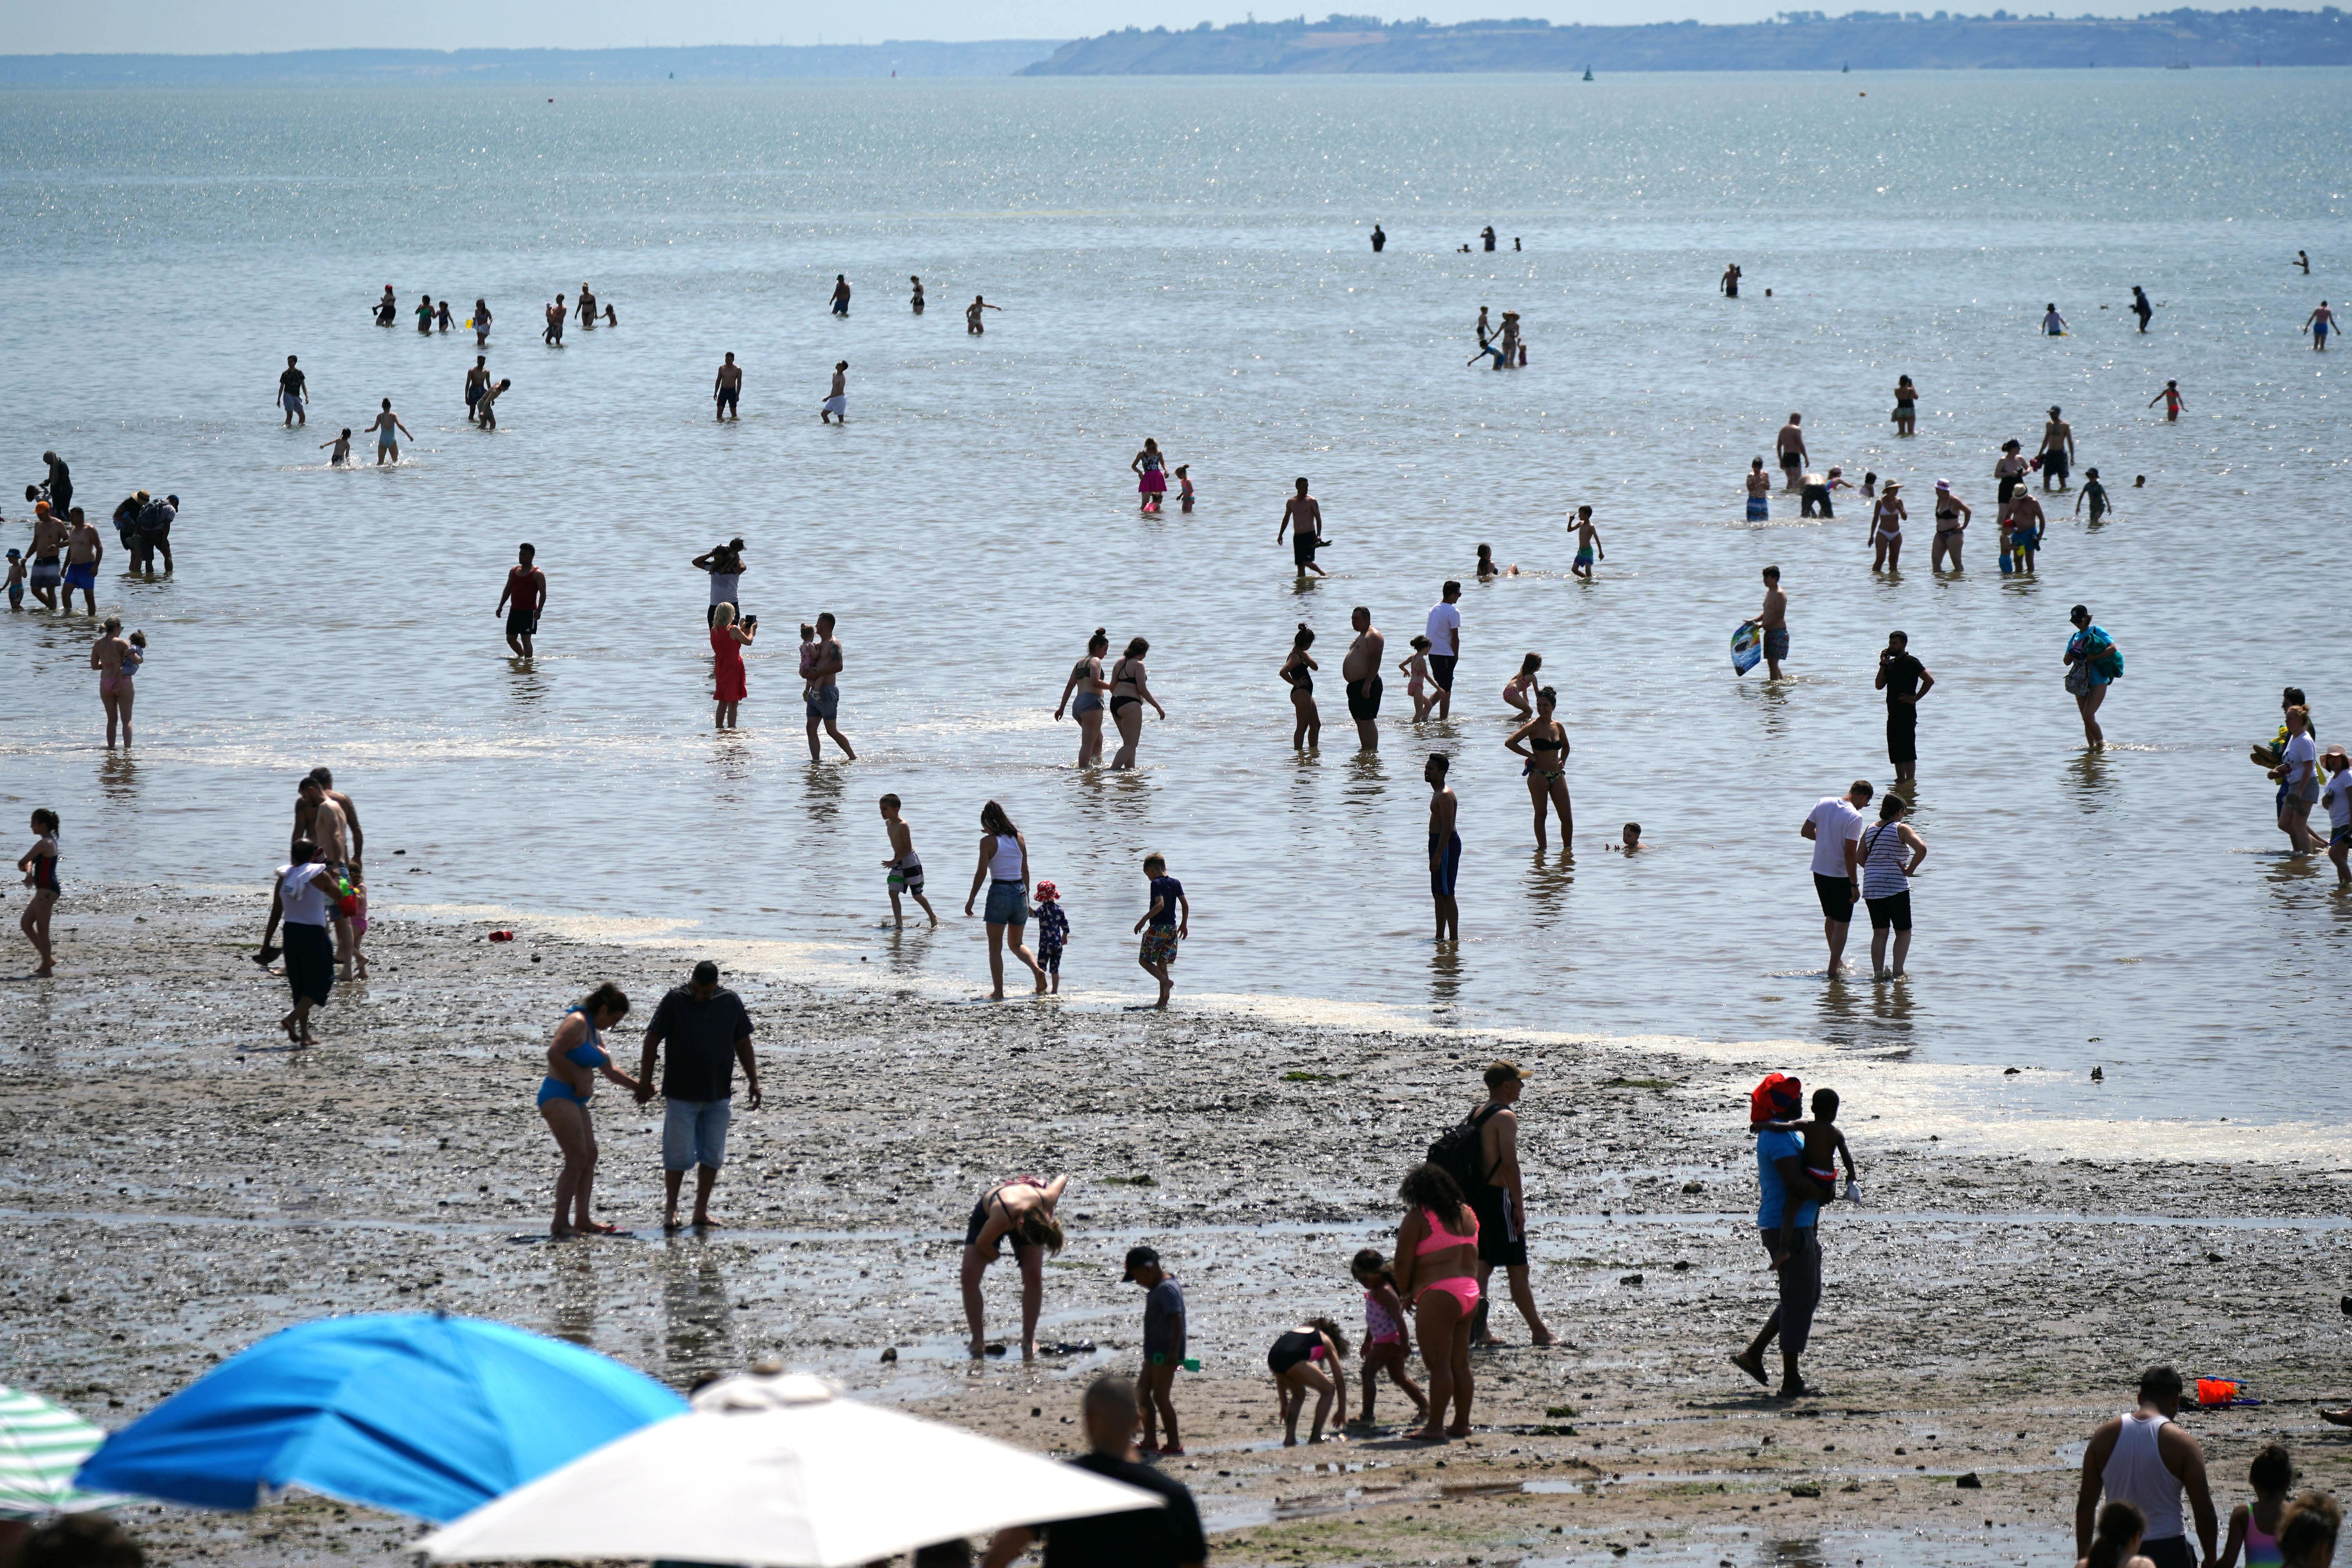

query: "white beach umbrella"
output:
420 1370 1164 1568
0 1386 119 1518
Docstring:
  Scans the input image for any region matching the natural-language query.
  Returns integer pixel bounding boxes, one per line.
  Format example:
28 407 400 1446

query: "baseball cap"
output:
1123 1245 1160 1281
1483 1060 1531 1089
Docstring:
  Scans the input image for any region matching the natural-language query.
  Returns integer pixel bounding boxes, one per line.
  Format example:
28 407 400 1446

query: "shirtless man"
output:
465 357 491 423
544 296 566 346
91 617 134 745
1775 413 1808 492
278 356 308 426
1276 477 1325 579
2306 301 2335 351
296 775 359 977
820 361 848 425
497 543 546 657
829 274 851 315
367 399 411 465
1756 566 1788 680
805 611 855 760
1341 605 1385 751
960 1173 1069 1360
713 353 742 421
1427 753 1461 943
1468 1063 1554 1349
2039 405 2074 492
26 503 66 612
965 295 1000 334
62 510 101 615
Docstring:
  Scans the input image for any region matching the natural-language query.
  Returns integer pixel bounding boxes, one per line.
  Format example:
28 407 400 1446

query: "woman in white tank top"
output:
964 799 1047 1000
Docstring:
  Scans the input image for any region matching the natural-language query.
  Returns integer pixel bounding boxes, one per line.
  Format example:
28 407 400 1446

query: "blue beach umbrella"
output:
75 1314 686 1523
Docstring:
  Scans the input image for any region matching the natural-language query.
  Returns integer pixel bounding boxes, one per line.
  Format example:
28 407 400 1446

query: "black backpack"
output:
1426 1104 1501 1194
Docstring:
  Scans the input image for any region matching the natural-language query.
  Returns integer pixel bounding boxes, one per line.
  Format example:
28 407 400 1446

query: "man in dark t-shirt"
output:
1872 631 1934 784
637 959 760 1230
982 1376 1207 1568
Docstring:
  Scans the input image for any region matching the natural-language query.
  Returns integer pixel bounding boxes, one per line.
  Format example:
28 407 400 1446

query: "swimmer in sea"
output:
2149 379 2184 420
830 274 851 315
966 295 1000 334
1473 543 1516 579
2297 249 2311 275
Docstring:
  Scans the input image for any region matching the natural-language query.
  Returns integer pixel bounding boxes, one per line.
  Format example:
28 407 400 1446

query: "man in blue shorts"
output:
1426 752 1461 942
637 960 761 1231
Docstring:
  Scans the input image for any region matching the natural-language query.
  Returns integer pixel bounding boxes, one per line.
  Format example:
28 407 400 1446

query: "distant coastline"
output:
0 41 1062 87
1024 8 2352 73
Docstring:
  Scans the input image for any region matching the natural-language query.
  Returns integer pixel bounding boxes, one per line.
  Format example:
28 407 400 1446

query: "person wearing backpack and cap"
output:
1732 1072 1834 1399
1429 1061 1554 1349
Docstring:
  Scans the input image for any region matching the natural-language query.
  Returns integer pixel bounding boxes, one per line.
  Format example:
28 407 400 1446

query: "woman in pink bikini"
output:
1393 1161 1480 1441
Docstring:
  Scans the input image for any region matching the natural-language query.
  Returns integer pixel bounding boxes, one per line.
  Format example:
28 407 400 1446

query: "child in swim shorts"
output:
5 550 22 610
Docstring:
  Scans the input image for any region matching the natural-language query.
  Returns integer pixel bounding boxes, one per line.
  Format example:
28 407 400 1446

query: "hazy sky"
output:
0 0 2281 53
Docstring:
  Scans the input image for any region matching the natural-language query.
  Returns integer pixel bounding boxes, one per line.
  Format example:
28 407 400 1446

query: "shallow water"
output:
5 71 2348 1116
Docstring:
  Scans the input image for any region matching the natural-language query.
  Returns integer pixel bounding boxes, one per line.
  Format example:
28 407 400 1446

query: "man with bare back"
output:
1277 477 1325 578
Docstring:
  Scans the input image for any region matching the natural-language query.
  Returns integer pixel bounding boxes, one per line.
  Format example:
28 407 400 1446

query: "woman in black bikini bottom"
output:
1267 1319 1350 1445
1503 688 1573 849
1109 636 1166 771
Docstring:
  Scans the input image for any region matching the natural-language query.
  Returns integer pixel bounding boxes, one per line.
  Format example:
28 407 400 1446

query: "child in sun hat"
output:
1032 880 1069 993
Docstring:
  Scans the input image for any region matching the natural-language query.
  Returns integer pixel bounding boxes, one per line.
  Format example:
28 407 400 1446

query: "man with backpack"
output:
1429 1061 1553 1349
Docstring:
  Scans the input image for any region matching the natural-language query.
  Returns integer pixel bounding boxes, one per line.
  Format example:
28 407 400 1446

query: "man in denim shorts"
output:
637 960 761 1230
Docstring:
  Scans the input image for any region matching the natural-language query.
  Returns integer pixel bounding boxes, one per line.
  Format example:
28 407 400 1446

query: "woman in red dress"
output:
710 602 755 728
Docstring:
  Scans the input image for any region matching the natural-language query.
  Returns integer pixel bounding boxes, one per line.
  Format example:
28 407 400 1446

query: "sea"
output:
4 69 2347 1122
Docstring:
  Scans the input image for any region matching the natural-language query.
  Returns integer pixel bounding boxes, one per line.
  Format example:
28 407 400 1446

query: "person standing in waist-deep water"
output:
1426 752 1461 943
909 275 925 313
829 274 851 314
1858 792 1926 982
2063 604 2122 750
436 298 452 332
2043 302 2069 336
1341 605 1385 752
277 357 308 426
1370 222 1386 252
543 296 565 345
2131 285 2154 334
820 361 848 424
2040 405 2075 491
1802 780 1871 977
1279 623 1320 750
713 353 742 421
1277 475 1325 575
959 1172 1067 1361
1425 581 1463 720
803 610 853 759
1755 565 1789 679
1874 630 1932 784
496 543 545 659
1054 628 1112 768
1107 636 1165 771
1731 1073 1831 1399
964 799 1049 1000
1744 457 1770 521
1720 262 1741 298
472 298 492 347
2076 1366 2220 1568
1480 224 1496 251
965 295 1000 334
1466 1061 1555 1349
2150 379 2185 421
636 959 762 1231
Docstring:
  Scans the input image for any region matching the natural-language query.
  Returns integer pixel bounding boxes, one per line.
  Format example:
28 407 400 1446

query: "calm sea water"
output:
4 72 2348 1117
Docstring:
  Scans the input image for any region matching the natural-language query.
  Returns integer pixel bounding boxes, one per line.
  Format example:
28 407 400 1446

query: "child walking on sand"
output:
878 794 938 928
2219 1441 2293 1568
1125 1245 1187 1455
1399 635 1436 723
344 871 370 980
20 808 61 977
1134 853 1187 1008
1033 880 1069 992
1757 1085 1860 1269
1349 1248 1427 1428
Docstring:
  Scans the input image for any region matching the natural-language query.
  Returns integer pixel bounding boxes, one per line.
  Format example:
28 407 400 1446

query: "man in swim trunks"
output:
821 361 847 424
1731 1073 1829 1399
1341 605 1385 751
278 357 308 426
713 352 741 421
26 503 65 612
1426 752 1461 943
497 543 545 657
1775 413 1807 492
830 274 851 315
1425 582 1463 720
960 1172 1069 1359
1276 477 1325 578
465 356 490 423
2040 406 2074 491
1467 1061 1554 1349
2305 301 2333 351
61 510 101 613
1756 566 1788 680
1744 458 1769 521
805 610 855 760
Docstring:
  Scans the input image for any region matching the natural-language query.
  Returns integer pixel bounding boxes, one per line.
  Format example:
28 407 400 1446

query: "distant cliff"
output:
1020 8 2352 72
0 41 1062 86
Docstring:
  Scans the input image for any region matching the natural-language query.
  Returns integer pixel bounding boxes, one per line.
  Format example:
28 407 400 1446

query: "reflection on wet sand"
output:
661 1238 734 1383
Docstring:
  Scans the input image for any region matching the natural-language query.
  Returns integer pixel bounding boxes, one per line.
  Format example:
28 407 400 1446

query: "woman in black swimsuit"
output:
1267 1319 1350 1445
1280 623 1320 751
1930 480 1973 572
1893 374 1917 437
959 1173 1067 1360
1503 686 1573 849
1108 636 1166 771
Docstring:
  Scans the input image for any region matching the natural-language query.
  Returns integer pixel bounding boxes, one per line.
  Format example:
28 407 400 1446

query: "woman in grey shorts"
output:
1054 628 1111 768
964 799 1049 999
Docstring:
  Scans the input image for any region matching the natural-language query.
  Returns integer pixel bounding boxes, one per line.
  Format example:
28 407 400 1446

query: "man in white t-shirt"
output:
1800 780 1872 976
1425 581 1463 720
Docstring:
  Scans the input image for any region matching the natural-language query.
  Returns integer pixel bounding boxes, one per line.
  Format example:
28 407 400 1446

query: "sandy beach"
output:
5 883 2348 1566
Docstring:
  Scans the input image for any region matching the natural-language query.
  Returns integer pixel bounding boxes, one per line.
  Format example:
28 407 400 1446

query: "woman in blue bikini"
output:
537 983 640 1238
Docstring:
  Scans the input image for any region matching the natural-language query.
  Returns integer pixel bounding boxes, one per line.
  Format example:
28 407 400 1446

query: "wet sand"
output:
5 885 2350 1567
